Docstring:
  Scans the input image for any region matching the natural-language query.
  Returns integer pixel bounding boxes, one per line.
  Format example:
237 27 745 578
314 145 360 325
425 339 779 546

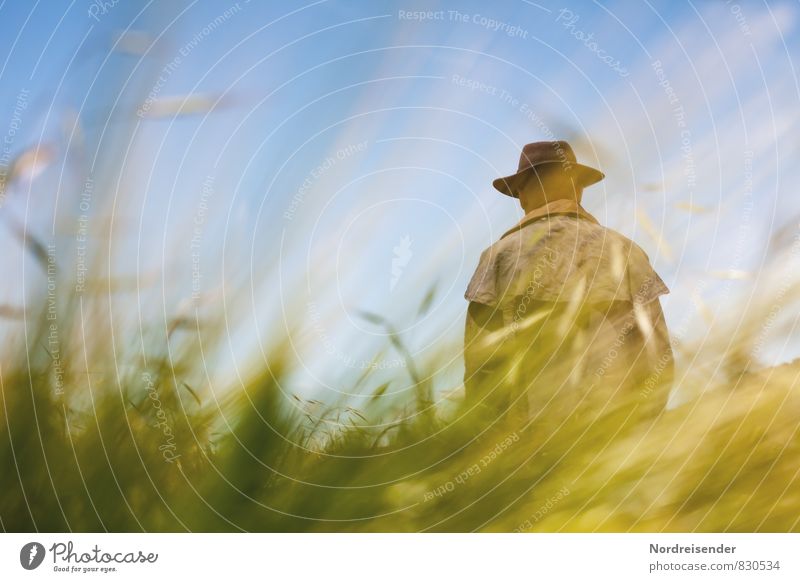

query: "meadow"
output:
1 231 798 532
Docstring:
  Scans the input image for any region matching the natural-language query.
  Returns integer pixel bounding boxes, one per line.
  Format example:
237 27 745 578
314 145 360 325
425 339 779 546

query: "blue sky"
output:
1 1 799 403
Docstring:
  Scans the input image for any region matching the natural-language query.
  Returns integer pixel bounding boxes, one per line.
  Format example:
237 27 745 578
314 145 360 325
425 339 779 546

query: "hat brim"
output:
492 162 605 197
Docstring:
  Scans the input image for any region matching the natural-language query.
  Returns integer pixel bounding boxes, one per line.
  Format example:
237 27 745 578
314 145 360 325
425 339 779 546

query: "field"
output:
2 248 798 532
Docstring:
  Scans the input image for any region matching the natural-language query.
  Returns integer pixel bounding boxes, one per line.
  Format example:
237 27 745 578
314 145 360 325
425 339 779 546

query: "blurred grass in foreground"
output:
1 243 798 533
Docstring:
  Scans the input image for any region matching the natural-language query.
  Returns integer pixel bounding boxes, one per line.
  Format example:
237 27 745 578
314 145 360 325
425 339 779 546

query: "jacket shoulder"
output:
465 216 669 307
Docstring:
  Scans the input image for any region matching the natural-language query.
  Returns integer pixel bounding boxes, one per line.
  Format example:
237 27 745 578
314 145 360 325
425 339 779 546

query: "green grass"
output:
1 276 798 532
0 193 798 533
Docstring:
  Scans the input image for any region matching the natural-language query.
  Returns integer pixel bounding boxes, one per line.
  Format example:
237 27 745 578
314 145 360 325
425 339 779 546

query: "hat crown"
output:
517 140 577 173
492 138 604 197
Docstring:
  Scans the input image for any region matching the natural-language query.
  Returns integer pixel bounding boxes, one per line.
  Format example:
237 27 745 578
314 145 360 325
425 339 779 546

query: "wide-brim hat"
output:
493 140 604 197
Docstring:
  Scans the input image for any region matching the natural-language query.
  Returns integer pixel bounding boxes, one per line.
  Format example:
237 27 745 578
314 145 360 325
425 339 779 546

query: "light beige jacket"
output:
463 200 673 417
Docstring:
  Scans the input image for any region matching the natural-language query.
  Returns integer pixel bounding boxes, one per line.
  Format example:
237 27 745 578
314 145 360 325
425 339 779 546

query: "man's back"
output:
463 210 673 422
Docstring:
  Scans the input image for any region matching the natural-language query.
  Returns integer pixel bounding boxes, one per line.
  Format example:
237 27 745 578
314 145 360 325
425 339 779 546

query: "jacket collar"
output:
500 198 599 239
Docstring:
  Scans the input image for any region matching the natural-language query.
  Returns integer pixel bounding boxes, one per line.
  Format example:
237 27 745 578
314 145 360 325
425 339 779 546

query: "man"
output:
463 141 673 424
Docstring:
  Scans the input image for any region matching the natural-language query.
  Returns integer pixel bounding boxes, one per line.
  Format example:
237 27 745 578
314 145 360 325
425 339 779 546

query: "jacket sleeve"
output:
639 297 674 397
463 301 505 406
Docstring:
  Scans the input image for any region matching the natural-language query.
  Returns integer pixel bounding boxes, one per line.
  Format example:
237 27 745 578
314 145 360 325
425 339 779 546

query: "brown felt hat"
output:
493 140 604 197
